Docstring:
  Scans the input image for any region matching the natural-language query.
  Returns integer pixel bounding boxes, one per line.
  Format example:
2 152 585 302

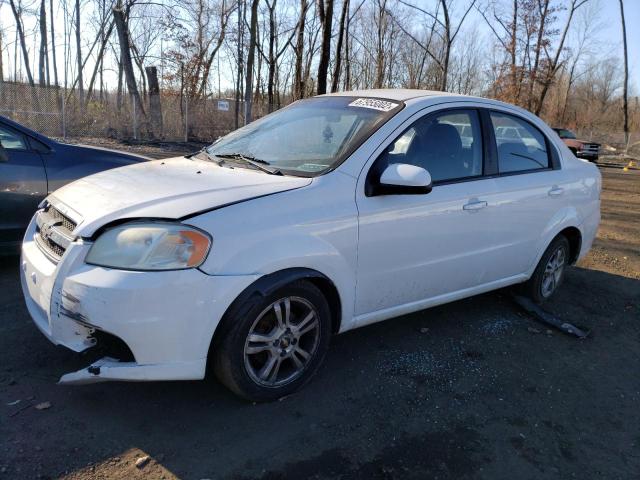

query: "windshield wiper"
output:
189 149 222 164
214 153 283 175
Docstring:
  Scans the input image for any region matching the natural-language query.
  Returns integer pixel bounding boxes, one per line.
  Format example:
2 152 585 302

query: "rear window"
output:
491 112 550 174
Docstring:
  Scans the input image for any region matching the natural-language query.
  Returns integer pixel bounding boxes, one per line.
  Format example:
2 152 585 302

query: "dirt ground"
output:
1 152 638 480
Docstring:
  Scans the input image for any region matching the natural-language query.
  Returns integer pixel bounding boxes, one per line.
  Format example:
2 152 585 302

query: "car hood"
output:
47 156 311 236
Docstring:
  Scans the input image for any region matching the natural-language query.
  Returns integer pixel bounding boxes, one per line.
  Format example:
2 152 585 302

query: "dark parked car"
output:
0 115 148 253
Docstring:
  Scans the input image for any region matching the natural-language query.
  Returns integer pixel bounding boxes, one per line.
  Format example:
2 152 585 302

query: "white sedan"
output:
20 90 601 401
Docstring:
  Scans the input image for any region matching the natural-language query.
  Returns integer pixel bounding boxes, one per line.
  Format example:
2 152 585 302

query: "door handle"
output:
463 200 488 211
548 186 564 197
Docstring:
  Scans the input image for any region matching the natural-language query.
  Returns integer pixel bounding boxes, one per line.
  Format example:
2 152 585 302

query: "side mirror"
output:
373 163 432 196
0 143 8 163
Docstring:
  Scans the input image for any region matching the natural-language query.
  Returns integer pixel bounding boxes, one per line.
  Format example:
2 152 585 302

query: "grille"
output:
581 143 600 154
49 207 76 233
34 205 77 262
38 230 65 257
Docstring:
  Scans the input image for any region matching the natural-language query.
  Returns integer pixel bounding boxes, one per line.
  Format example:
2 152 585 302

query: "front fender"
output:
190 175 359 332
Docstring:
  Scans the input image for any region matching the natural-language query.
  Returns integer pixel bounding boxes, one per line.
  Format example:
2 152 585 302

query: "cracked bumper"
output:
20 217 259 383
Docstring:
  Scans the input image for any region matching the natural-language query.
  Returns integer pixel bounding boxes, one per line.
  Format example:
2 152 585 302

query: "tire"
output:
212 280 331 402
522 235 570 304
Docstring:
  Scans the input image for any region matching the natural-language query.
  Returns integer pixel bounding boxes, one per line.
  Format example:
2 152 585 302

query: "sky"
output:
0 0 637 94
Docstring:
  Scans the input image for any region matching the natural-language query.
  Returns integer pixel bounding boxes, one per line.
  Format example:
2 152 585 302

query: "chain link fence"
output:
0 81 281 143
1 82 637 157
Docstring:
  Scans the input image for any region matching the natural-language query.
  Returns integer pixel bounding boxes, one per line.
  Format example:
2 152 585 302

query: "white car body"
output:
20 89 601 385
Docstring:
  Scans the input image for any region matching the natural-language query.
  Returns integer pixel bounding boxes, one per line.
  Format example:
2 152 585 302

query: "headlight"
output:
86 222 211 271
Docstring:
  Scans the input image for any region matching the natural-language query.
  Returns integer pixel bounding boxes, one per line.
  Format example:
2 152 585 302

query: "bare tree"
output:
38 0 48 86
0 23 4 82
113 1 146 120
316 0 334 94
331 0 349 92
9 0 35 87
293 0 308 99
397 0 476 91
50 0 59 87
244 0 259 123
619 0 629 146
534 0 590 115
76 0 84 104
146 66 163 135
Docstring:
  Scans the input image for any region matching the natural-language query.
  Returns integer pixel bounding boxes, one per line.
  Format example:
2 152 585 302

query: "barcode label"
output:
348 98 399 112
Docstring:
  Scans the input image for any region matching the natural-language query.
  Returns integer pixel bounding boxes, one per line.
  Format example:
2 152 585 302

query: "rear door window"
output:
490 112 550 173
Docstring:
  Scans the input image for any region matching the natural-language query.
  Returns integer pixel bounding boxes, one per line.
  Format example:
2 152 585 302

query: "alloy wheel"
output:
541 246 566 298
243 296 320 387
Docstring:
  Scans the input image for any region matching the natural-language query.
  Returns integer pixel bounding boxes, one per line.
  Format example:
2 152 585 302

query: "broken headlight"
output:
86 222 211 271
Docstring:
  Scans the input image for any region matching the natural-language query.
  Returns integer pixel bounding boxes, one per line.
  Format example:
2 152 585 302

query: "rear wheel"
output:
213 280 331 402
523 235 570 304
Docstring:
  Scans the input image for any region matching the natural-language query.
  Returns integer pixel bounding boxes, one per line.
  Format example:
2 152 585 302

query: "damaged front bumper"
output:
58 357 207 384
20 216 259 384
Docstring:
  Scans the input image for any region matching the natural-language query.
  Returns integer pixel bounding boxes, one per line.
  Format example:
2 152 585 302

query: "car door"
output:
480 109 569 278
354 106 502 320
0 122 48 248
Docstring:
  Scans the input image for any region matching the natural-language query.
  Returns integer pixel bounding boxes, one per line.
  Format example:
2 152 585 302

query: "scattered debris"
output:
135 456 150 469
6 399 21 406
480 317 514 335
419 327 430 334
527 327 541 334
35 402 51 410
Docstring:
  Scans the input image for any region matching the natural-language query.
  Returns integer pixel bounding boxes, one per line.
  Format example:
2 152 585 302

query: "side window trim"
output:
479 108 498 176
487 109 555 176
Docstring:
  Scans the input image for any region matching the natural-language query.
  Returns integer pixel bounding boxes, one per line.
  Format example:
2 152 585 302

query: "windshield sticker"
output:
348 98 398 112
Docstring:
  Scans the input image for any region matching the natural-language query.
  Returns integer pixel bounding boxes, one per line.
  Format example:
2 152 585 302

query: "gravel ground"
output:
0 150 638 479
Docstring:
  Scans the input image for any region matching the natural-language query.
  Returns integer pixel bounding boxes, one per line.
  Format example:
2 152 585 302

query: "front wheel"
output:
212 280 331 402
522 235 570 304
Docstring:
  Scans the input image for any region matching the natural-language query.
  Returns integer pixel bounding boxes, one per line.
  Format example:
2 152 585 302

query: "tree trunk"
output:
316 0 334 94
619 0 629 147
9 0 35 87
440 0 450 91
528 0 550 111
76 0 84 104
50 0 59 87
38 0 48 86
244 0 259 124
509 0 517 102
267 0 277 111
344 4 352 90
0 26 4 82
85 20 114 104
116 58 123 109
293 0 308 99
113 4 146 123
331 0 349 92
196 5 230 98
145 66 163 137
235 0 245 129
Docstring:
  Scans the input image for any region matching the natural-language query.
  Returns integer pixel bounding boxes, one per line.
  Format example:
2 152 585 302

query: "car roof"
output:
317 89 535 115
317 89 467 102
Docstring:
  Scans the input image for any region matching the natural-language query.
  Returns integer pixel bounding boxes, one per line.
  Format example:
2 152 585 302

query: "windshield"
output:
206 96 403 176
